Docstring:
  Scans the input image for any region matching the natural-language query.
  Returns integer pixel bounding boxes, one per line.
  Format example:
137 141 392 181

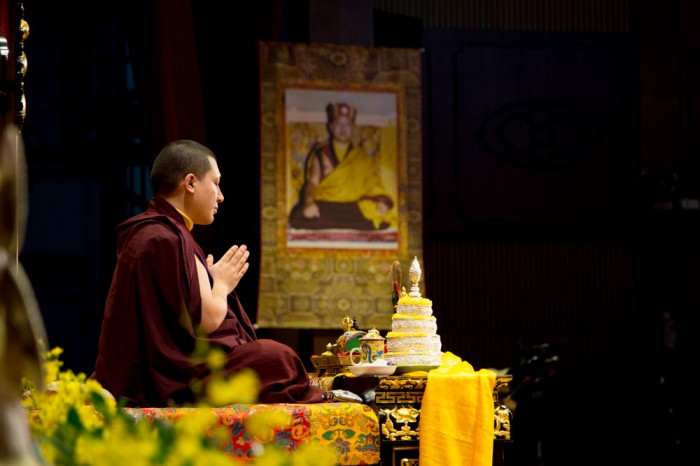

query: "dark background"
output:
5 0 699 464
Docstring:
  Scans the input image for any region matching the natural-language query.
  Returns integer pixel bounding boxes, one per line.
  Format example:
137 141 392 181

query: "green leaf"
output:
90 390 112 422
66 406 84 430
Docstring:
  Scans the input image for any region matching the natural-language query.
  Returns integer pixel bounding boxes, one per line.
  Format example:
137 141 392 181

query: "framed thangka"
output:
258 41 423 329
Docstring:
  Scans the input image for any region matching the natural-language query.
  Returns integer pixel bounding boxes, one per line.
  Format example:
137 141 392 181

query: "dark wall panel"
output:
422 30 636 234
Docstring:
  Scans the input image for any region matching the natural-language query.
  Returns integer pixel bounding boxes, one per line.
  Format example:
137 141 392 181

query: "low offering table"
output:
331 372 512 466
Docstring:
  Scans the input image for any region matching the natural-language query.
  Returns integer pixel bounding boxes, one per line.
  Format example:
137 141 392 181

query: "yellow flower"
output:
252 446 288 466
24 345 322 466
204 367 261 406
206 347 227 371
173 409 217 438
172 432 201 460
75 415 160 466
245 410 292 443
291 444 338 466
191 449 247 466
40 345 64 380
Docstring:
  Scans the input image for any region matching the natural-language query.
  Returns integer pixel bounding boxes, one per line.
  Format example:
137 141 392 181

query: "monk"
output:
288 102 395 230
92 139 324 407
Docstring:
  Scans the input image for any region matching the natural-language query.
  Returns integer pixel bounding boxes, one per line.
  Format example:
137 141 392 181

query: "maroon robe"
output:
93 196 323 407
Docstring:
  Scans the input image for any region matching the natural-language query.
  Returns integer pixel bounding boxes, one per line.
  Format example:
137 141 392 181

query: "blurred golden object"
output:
20 19 29 41
341 315 354 332
311 315 367 375
0 124 47 464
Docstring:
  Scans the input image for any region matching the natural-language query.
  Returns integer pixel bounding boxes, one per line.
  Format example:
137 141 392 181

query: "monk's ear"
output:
184 174 196 192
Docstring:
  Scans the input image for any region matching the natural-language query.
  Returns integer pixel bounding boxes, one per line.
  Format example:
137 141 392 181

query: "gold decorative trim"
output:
14 2 28 131
393 445 418 466
380 406 421 441
494 404 512 440
494 375 512 402
378 376 428 391
376 391 423 404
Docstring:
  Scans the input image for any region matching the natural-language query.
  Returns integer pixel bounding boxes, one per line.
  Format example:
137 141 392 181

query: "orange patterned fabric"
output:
309 375 336 391
124 402 380 465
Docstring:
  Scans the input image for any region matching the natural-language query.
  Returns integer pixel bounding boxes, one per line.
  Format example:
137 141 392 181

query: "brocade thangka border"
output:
257 41 424 330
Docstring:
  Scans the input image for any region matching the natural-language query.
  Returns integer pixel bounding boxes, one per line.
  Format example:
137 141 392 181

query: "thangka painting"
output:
258 41 423 329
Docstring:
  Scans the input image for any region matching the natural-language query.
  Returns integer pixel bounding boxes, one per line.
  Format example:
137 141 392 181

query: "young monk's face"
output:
191 156 223 225
329 115 354 144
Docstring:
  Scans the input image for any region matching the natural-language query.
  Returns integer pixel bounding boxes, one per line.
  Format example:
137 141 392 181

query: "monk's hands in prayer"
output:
208 244 250 294
198 245 250 333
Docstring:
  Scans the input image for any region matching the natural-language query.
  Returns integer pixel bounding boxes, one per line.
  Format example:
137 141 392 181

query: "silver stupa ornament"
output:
408 256 422 298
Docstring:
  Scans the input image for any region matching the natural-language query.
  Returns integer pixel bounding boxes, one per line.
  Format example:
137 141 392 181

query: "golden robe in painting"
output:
289 141 395 230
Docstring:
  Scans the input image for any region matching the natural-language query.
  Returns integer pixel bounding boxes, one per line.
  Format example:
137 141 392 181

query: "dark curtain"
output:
152 0 206 143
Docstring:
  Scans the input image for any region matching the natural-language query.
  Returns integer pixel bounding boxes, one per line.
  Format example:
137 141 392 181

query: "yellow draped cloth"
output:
419 352 496 466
